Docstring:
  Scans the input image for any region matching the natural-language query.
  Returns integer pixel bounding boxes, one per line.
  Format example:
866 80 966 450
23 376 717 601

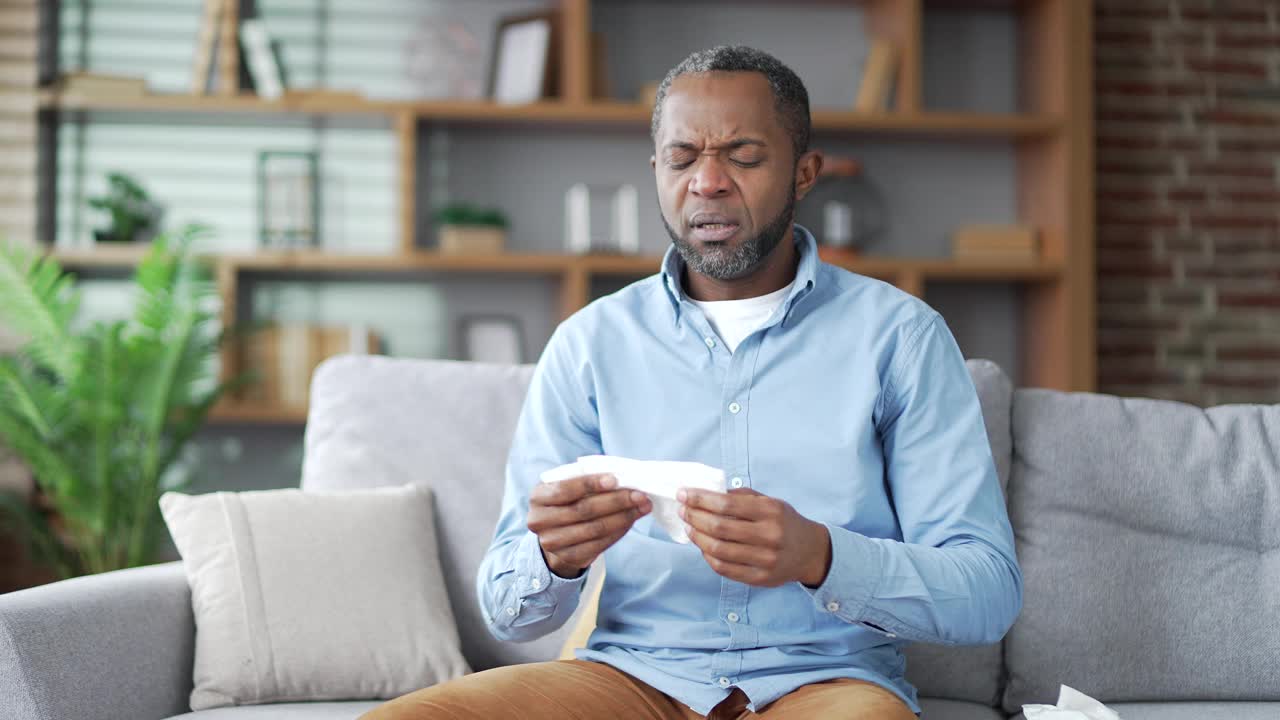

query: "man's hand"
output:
678 487 832 588
528 474 651 579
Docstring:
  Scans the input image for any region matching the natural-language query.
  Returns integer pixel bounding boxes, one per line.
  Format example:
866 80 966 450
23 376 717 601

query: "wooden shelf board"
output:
49 245 151 267
39 91 1059 137
49 246 1062 281
230 251 571 274
209 402 308 424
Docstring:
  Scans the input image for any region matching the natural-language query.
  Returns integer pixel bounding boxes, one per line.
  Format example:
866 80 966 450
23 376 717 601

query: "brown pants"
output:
359 659 918 720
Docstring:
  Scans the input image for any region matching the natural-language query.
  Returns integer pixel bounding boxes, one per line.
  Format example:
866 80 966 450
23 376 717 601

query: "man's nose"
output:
689 158 731 198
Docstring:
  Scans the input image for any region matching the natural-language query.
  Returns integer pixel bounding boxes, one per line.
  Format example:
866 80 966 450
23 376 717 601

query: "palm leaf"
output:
0 356 65 440
0 243 80 380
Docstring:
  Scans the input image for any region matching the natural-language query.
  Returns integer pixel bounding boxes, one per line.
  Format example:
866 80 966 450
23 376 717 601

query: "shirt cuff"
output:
800 523 894 637
515 530 589 600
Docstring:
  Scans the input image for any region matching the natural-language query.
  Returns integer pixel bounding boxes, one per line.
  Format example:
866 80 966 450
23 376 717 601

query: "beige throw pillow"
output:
159 483 470 711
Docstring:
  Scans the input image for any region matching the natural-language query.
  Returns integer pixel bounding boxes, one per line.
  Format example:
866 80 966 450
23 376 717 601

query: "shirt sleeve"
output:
801 311 1024 647
476 325 601 642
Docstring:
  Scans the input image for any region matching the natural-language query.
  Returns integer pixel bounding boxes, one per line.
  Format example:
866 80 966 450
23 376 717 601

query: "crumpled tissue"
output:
1022 685 1122 720
539 455 726 543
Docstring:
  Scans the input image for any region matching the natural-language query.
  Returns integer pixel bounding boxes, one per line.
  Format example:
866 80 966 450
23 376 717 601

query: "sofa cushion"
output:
917 697 1007 720
159 484 469 710
901 359 1013 708
164 700 381 719
1012 702 1280 720
1003 390 1280 713
302 356 578 671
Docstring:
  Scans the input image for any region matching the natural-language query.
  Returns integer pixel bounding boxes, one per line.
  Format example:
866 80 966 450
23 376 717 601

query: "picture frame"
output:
488 11 559 105
257 150 319 249
457 314 526 364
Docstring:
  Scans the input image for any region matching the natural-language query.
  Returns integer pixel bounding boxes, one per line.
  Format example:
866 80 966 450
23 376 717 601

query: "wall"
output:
1096 0 1280 405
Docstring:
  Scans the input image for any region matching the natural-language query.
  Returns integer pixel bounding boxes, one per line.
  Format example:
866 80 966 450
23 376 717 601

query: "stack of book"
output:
951 224 1040 262
192 0 286 99
241 323 382 408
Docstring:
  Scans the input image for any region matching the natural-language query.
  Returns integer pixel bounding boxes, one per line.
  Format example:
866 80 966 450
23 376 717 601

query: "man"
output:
363 45 1022 720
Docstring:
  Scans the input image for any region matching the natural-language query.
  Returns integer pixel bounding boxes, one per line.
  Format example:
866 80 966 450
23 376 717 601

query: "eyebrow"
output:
663 138 768 153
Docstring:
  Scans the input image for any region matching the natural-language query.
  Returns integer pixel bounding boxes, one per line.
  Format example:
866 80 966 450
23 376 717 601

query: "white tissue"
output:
1022 685 1122 720
539 455 727 543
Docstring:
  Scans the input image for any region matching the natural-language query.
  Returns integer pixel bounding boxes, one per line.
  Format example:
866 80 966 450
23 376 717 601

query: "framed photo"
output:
488 11 558 105
457 314 526 364
257 150 319 249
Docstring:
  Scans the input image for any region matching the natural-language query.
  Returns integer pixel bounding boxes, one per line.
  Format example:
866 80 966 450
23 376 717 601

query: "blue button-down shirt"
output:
477 224 1023 716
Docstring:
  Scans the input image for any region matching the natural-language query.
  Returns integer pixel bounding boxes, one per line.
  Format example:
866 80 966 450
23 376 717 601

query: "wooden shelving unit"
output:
38 0 1093 424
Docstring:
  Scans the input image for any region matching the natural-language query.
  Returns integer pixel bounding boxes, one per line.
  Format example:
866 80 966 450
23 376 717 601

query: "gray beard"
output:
663 188 796 282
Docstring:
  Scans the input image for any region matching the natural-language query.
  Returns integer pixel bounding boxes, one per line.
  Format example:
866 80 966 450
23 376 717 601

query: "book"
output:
952 224 1039 252
951 224 1039 262
191 0 225 95
239 18 284 100
241 323 381 408
216 0 239 95
854 39 897 112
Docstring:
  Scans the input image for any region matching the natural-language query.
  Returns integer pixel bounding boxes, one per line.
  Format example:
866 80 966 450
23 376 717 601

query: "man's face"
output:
652 71 801 282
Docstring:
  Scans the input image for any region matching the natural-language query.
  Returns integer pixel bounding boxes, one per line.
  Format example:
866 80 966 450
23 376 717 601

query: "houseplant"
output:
0 223 243 579
435 203 509 254
87 171 161 244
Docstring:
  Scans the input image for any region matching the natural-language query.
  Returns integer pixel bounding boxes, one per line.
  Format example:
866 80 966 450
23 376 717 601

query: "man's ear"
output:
794 150 824 201
650 155 657 170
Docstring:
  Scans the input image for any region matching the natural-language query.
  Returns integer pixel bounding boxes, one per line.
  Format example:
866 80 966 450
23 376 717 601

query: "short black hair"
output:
650 45 812 162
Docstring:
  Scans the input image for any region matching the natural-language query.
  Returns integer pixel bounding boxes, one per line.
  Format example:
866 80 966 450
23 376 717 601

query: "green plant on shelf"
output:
87 171 162 244
433 203 509 228
0 223 250 579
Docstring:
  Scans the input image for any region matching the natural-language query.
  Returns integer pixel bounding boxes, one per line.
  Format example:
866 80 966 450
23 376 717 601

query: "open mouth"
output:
689 214 741 242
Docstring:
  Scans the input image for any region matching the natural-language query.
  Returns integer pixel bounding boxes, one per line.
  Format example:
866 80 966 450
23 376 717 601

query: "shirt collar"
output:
659 223 820 328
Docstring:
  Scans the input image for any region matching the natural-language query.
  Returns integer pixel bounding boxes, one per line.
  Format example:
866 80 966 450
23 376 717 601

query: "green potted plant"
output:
0 223 245 579
434 203 509 254
87 172 162 244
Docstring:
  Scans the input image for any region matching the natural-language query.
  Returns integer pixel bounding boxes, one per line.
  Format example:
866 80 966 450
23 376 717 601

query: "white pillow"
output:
159 483 470 710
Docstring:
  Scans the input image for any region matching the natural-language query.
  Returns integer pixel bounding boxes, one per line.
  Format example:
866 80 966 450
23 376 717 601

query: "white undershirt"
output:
688 280 795 353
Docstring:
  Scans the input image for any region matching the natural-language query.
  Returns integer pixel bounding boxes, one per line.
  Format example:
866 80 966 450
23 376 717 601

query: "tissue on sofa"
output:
1022 685 1122 720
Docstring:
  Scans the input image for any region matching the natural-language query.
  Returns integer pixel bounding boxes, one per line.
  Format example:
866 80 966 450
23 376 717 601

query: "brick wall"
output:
1096 0 1280 406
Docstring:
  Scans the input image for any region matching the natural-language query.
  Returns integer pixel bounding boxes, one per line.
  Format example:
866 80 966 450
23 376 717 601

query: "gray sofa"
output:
2 356 1278 720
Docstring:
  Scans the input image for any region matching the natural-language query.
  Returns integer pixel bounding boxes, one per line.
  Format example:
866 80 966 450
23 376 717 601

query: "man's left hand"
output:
678 487 832 588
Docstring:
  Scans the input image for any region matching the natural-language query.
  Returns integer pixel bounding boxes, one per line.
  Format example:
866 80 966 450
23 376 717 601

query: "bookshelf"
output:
37 0 1094 424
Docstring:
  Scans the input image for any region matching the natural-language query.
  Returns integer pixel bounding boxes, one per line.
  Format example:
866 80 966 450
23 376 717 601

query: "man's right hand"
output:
527 473 651 579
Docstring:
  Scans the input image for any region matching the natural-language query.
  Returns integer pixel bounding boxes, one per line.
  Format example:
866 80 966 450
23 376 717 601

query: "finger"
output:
547 523 631 568
687 526 779 569
531 473 617 506
538 506 644 552
529 490 649 533
680 506 777 547
679 488 776 520
695 547 773 586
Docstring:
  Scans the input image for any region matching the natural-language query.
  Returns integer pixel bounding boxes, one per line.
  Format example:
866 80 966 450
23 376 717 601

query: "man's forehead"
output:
660 72 780 145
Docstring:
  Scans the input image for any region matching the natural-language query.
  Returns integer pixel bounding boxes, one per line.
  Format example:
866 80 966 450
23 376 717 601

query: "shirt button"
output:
705 337 716 349
887 633 897 638
728 402 741 414
730 477 744 489
726 612 740 623
505 607 517 616
826 601 840 613
718 676 731 688
531 578 542 590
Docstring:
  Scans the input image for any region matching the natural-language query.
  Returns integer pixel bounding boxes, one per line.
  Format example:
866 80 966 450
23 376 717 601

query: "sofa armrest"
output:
0 561 194 720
